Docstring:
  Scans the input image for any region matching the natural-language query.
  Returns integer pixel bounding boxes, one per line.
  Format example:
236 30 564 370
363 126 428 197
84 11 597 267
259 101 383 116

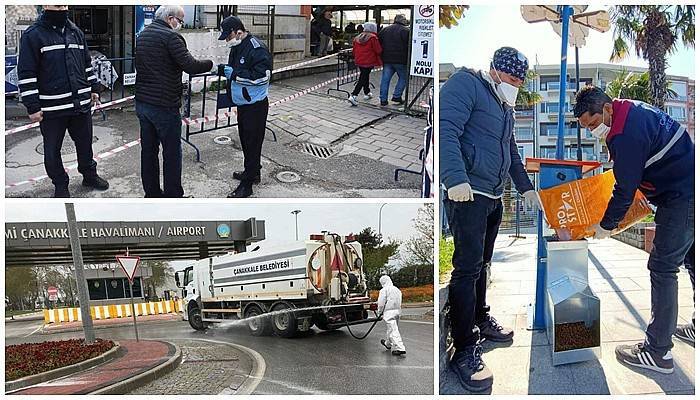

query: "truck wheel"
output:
245 305 272 336
271 303 298 338
188 307 206 331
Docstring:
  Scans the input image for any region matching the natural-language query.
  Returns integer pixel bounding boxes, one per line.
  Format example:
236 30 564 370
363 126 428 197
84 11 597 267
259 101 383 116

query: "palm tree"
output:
516 70 542 108
605 70 677 104
439 6 469 29
609 5 694 108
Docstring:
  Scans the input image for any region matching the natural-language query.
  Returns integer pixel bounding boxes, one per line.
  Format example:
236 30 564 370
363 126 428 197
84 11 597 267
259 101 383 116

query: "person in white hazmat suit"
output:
378 275 406 355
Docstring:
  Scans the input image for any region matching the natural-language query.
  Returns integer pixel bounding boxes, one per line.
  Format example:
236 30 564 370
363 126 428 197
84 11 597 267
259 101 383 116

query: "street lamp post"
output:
378 203 388 241
291 210 302 241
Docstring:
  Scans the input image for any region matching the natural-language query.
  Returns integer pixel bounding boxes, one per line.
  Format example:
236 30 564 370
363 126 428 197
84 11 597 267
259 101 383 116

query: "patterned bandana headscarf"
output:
492 47 529 81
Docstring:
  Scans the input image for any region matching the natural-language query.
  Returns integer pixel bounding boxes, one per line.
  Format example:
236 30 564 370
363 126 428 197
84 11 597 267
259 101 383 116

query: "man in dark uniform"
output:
217 16 273 198
17 5 109 197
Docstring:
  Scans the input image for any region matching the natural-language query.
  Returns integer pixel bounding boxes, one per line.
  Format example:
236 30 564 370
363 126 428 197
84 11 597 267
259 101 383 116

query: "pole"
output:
555 5 572 160
378 203 388 240
291 210 301 241
128 279 139 342
575 46 582 161
65 203 95 343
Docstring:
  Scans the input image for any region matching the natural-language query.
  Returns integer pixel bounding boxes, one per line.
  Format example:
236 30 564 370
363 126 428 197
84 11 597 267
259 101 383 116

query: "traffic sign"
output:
47 286 58 295
116 255 141 283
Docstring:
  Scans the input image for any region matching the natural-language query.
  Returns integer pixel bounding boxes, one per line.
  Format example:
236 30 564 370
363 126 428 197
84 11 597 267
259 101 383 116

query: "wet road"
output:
5 316 433 395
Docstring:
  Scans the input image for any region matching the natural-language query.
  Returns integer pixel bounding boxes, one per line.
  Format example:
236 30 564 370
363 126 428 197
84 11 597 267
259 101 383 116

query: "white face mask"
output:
170 17 182 31
590 108 611 139
226 38 242 47
494 69 519 107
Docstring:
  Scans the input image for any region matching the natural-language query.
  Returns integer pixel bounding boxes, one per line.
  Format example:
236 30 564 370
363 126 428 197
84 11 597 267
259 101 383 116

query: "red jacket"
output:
352 33 383 68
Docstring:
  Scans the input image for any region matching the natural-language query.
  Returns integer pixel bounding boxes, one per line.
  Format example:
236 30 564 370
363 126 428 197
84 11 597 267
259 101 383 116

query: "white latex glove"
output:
591 223 612 240
522 190 541 210
447 182 473 202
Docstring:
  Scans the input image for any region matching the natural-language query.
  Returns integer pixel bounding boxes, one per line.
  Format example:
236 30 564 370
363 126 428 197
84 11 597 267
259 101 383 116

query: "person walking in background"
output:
318 10 333 56
377 275 406 356
17 5 110 198
135 5 213 198
378 14 410 106
217 16 273 198
348 22 382 106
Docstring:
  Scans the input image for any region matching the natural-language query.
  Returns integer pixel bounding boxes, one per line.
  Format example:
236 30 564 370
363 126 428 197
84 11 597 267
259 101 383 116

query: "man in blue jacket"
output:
18 5 109 197
218 16 273 198
440 47 540 391
574 86 694 374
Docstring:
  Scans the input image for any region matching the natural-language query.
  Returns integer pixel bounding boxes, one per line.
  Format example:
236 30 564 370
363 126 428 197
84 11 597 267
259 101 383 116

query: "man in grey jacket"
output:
440 47 539 392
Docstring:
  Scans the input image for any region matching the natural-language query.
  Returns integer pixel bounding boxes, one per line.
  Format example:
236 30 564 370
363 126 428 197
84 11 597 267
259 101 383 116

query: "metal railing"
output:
326 50 373 97
182 72 276 163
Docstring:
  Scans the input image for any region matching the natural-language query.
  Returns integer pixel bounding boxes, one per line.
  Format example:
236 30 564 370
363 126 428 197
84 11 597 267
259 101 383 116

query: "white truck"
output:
175 232 379 337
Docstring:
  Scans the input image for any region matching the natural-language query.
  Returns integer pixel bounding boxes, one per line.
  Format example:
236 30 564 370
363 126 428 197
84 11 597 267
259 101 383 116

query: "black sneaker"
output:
380 339 391 350
477 316 514 342
391 349 406 356
615 343 674 374
391 97 404 104
54 186 70 198
380 100 389 106
227 182 253 198
449 345 493 392
232 171 261 184
82 176 109 190
674 323 695 344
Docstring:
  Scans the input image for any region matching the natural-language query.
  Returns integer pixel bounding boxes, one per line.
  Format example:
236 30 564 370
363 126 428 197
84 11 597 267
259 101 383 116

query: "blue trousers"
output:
379 63 407 102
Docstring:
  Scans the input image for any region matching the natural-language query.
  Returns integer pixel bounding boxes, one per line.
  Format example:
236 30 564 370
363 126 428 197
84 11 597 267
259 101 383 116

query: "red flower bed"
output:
6 339 115 381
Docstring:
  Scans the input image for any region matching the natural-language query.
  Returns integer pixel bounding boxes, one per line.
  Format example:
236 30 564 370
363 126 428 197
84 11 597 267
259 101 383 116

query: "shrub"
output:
370 284 434 303
439 236 454 281
6 339 114 381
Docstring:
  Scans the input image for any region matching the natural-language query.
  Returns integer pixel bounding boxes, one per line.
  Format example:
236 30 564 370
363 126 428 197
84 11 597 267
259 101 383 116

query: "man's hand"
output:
29 111 43 123
91 93 101 106
447 182 474 202
523 190 541 210
590 223 612 240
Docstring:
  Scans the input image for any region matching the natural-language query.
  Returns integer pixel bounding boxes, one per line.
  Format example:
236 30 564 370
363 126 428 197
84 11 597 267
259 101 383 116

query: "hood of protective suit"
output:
378 275 401 320
379 275 393 288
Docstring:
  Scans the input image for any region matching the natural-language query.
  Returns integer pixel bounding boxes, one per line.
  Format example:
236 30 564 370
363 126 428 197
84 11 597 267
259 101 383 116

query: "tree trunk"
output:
646 10 668 109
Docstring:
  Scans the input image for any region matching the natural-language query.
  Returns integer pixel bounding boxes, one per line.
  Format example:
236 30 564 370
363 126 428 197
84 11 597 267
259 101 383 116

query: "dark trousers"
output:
236 97 269 183
352 67 373 96
39 112 97 188
645 196 695 354
444 195 503 351
135 101 183 198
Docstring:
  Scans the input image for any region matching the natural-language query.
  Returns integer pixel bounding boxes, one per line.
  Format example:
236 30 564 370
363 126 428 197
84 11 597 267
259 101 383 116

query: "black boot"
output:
450 345 493 392
227 182 253 198
477 316 514 342
54 185 70 198
232 171 261 184
82 175 109 191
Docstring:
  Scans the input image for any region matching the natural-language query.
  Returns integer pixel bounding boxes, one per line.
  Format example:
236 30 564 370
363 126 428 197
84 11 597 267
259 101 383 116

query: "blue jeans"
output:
380 63 407 102
444 195 503 350
645 196 695 354
135 101 184 198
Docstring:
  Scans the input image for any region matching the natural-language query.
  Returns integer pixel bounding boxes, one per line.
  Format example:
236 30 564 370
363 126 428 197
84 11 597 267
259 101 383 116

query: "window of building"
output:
87 277 142 300
669 81 688 101
665 105 687 121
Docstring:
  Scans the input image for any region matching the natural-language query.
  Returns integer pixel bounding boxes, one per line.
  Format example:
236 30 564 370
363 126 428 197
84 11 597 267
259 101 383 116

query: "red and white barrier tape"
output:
5 95 135 136
7 66 380 189
6 139 141 188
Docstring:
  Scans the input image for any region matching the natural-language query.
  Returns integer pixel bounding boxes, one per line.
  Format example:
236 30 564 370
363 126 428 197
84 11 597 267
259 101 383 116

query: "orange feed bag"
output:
538 170 653 240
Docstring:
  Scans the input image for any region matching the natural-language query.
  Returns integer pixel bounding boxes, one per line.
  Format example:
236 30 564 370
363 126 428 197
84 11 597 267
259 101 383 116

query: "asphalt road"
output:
5 315 433 395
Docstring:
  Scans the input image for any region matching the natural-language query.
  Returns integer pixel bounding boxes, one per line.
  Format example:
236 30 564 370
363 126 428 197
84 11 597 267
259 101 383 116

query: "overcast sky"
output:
441 4 695 79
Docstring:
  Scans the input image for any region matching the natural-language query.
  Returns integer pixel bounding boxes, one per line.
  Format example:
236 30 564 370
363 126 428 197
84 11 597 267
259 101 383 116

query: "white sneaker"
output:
363 93 373 100
348 95 359 106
